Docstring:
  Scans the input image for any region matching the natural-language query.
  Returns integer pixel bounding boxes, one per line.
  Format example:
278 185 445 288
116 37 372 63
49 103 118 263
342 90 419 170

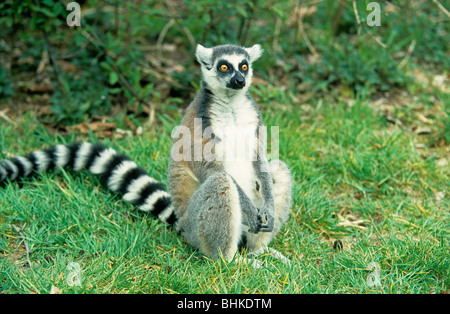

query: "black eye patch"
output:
217 60 233 73
239 60 249 72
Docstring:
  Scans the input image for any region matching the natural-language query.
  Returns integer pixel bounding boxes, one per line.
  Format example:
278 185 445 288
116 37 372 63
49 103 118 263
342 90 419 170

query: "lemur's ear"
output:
195 44 213 68
245 44 263 63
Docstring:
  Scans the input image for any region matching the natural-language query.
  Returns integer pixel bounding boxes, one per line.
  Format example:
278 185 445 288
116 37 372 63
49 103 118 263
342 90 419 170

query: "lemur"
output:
0 44 292 265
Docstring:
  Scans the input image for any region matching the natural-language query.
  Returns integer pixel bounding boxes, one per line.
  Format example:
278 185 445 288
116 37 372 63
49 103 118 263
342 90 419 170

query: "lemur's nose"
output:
234 72 245 86
236 76 245 86
229 71 245 90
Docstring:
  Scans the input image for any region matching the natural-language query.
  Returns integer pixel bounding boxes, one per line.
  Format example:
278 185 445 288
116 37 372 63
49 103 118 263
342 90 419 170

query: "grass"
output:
1 78 449 294
0 0 448 295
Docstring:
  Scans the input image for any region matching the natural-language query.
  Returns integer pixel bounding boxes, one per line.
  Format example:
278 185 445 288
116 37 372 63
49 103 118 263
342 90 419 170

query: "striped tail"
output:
0 142 177 225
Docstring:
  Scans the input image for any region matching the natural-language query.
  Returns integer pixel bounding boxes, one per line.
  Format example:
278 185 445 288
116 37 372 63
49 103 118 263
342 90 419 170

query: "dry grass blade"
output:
0 110 16 125
11 224 32 268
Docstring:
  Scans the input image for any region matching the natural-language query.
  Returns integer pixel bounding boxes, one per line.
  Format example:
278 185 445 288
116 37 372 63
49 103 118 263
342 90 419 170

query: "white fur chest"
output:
208 95 261 204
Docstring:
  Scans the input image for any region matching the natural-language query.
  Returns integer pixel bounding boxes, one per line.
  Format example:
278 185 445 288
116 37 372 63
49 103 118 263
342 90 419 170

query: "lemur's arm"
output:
231 177 262 233
253 158 275 232
253 126 275 232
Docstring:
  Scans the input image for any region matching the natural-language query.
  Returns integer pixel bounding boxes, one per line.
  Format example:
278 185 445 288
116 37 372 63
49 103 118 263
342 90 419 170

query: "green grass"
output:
1 0 448 295
1 84 449 294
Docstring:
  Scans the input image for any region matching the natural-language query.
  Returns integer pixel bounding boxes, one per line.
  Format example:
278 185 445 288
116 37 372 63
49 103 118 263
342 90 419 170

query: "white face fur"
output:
195 44 263 95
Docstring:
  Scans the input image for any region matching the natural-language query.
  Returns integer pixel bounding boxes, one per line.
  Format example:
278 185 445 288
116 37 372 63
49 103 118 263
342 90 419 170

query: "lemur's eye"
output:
220 65 228 71
241 64 248 71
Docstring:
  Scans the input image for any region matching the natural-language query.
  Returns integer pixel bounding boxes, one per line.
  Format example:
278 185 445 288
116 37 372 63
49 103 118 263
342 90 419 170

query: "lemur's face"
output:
196 44 263 93
216 55 249 90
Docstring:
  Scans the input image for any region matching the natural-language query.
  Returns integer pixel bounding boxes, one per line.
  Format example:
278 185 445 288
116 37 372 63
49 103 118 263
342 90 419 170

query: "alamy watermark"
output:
367 2 381 27
64 1 383 28
366 262 382 287
170 118 279 172
66 262 82 286
66 2 81 27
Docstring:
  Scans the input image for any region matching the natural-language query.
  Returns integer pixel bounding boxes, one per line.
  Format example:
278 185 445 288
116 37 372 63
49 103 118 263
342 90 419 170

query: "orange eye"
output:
241 64 248 71
220 65 228 71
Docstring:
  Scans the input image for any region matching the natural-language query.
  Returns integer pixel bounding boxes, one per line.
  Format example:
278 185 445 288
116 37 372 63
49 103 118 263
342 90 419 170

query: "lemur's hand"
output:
259 203 274 232
245 209 262 234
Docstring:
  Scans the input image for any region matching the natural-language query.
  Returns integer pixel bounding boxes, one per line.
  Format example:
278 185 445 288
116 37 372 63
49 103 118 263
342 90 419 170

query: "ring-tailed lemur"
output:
0 44 292 265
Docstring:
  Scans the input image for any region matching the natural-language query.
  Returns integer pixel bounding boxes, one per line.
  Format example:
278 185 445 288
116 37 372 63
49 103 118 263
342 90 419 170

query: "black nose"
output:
231 72 245 89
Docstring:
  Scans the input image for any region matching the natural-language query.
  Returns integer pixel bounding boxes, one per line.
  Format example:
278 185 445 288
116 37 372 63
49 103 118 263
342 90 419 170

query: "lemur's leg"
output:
246 160 292 262
178 172 243 262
